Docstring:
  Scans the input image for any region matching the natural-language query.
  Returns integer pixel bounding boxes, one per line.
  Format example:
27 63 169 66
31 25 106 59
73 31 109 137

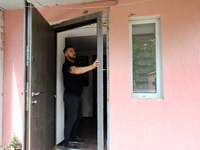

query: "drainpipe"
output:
22 0 28 150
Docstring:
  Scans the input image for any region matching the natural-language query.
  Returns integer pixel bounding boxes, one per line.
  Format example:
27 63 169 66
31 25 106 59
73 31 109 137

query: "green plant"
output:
3 134 22 150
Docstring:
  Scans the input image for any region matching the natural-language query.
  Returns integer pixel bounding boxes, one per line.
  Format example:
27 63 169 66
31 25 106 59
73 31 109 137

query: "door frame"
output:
23 7 107 149
53 11 105 150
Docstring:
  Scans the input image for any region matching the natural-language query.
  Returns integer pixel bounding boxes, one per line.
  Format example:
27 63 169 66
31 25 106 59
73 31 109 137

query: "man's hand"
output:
92 59 100 69
69 59 101 74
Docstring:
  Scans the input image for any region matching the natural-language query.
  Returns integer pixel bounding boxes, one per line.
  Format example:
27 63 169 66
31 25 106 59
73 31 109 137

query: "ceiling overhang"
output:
0 0 117 11
27 0 110 8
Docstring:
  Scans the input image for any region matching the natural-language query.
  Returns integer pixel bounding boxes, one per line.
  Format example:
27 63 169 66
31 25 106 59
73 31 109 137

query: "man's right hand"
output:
92 59 100 69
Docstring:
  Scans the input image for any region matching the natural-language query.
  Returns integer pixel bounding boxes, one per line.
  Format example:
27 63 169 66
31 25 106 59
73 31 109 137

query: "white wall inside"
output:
0 10 3 146
56 33 65 144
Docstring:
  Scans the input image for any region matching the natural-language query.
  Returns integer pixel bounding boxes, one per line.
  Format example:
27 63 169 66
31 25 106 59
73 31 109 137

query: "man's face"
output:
65 47 76 60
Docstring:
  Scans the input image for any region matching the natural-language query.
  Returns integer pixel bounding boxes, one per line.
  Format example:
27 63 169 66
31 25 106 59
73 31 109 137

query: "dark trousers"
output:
64 93 82 143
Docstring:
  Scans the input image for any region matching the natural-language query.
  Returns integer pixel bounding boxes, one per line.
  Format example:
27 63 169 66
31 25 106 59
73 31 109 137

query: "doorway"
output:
26 5 107 149
56 25 108 150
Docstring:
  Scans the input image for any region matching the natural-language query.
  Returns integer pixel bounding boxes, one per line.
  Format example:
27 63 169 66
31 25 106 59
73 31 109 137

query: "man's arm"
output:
69 59 100 74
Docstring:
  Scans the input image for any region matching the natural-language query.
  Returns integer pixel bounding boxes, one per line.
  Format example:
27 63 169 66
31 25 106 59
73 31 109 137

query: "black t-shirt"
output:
62 60 83 97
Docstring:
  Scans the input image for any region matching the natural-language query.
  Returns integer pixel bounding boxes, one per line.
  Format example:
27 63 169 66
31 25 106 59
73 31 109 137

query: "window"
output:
129 16 163 98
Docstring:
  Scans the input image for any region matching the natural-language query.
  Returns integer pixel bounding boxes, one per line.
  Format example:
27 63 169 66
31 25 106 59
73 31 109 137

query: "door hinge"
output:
26 82 29 111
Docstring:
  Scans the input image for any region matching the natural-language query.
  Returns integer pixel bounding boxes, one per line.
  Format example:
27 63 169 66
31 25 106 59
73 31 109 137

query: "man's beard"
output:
69 56 76 61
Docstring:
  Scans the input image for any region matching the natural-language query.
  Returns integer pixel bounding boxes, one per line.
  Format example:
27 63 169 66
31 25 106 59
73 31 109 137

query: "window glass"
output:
132 23 156 93
130 17 163 98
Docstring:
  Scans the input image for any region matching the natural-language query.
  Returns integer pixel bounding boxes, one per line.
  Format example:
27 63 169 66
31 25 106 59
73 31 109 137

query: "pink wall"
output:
2 0 200 149
3 9 24 145
0 10 4 145
109 0 200 149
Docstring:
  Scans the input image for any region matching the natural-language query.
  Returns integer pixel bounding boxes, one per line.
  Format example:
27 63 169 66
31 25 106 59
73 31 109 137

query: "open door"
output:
27 4 56 150
26 3 104 149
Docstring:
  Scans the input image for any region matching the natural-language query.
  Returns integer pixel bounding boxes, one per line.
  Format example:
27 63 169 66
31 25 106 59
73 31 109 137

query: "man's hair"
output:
63 46 73 54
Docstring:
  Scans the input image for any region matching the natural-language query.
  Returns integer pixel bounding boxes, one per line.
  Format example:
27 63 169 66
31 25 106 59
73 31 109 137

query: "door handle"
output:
32 100 37 104
32 92 43 97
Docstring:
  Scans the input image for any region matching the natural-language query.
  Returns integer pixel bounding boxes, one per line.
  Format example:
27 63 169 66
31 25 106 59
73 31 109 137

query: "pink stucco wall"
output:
3 9 24 145
109 0 200 149
0 10 4 145
2 0 200 149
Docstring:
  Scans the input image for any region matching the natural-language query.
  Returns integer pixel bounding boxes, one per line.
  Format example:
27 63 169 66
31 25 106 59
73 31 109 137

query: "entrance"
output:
56 26 108 150
26 3 108 150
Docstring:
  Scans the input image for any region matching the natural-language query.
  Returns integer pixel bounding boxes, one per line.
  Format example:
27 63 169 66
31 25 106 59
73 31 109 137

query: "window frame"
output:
129 16 163 98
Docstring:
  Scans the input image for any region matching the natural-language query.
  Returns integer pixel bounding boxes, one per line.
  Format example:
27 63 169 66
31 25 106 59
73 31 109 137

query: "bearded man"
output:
62 46 100 149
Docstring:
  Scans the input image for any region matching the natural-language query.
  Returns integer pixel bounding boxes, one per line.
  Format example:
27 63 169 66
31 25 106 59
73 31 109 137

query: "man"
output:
62 46 100 149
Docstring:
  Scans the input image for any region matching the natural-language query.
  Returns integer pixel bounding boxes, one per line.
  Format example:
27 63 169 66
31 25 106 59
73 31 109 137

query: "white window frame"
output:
129 16 164 98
